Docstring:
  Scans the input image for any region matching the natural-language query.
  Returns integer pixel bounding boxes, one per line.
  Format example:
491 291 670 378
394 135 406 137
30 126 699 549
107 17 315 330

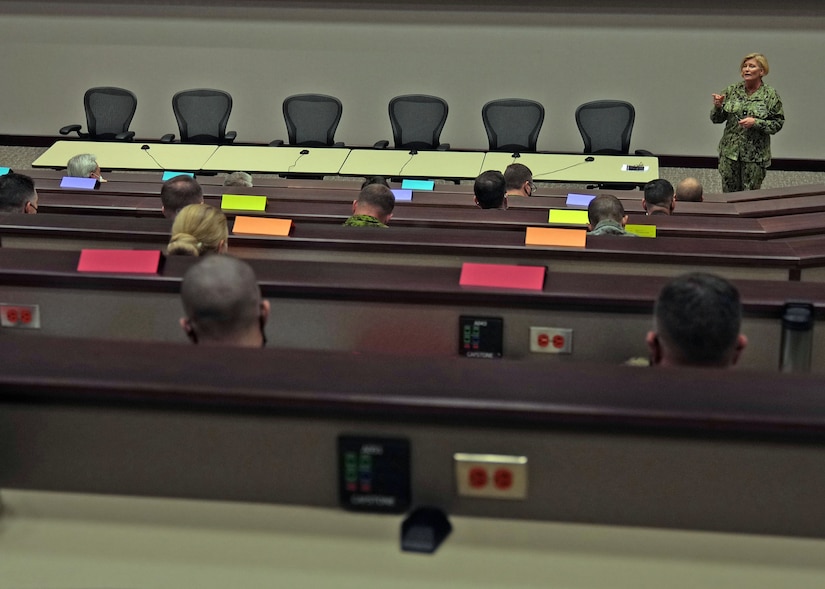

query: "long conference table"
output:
31 140 659 185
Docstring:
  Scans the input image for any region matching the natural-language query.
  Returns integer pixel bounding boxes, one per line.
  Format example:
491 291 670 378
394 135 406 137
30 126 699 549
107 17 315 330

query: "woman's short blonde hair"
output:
167 203 228 256
742 53 769 76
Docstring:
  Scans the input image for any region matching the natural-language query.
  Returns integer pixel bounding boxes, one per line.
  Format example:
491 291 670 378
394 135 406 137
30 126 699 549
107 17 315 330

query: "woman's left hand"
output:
738 116 757 129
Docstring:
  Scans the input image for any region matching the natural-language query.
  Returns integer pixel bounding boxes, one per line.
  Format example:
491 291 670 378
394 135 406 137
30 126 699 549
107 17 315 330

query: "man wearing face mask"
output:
179 255 270 348
504 163 535 198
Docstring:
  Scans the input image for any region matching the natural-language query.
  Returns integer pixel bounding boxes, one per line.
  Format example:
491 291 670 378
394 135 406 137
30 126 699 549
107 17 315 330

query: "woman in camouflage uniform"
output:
711 53 784 192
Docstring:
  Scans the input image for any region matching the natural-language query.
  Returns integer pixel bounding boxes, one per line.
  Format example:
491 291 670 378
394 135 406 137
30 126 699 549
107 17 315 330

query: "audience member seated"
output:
167 203 228 256
504 163 535 197
66 153 106 183
474 170 507 209
361 176 391 189
675 177 704 202
0 172 38 214
179 255 270 348
646 272 747 368
161 175 204 219
586 194 633 236
343 184 396 227
643 178 675 216
223 171 254 188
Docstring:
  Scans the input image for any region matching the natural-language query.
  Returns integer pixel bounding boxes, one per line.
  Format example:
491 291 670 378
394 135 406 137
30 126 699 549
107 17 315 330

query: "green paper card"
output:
221 194 268 211
625 224 657 238
548 209 589 225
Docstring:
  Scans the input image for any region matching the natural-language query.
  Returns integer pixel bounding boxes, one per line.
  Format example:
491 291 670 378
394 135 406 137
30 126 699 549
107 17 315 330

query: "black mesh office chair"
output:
161 89 237 144
270 94 344 147
374 94 450 150
575 99 651 155
576 99 652 189
482 98 545 152
59 87 137 141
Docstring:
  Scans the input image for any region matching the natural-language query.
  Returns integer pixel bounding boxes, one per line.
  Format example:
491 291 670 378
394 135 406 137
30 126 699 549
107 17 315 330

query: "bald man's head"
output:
675 177 704 202
179 255 269 347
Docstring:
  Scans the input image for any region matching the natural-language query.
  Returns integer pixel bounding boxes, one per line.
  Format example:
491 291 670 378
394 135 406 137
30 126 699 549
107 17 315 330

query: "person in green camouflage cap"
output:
343 184 396 228
711 52 784 192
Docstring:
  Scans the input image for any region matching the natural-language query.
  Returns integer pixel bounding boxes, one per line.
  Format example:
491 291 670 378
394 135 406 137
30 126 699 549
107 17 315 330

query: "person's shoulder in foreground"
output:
646 272 747 368
586 194 634 236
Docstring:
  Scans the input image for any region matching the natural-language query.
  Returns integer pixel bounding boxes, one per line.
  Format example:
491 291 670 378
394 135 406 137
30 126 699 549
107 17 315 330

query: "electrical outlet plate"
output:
0 304 40 329
529 327 572 354
454 453 527 500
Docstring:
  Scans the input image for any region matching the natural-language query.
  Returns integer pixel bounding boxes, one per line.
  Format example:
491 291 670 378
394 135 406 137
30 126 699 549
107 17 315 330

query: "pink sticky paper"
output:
459 263 546 291
77 249 162 274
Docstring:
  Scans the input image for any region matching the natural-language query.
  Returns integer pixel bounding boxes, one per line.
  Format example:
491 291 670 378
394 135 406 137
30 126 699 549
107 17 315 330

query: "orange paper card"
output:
232 216 293 236
525 226 586 248
77 249 162 274
459 263 546 291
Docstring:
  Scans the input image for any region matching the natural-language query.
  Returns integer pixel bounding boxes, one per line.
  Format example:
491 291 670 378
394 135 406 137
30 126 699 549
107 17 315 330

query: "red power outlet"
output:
454 453 528 500
0 304 40 329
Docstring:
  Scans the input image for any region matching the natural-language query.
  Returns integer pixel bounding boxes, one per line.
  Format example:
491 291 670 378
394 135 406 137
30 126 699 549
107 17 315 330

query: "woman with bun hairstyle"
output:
167 203 229 256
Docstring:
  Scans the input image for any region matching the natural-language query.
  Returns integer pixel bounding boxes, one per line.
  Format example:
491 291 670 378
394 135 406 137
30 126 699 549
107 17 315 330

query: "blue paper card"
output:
0 167 10 175
401 179 434 191
566 193 596 207
162 171 195 181
60 177 97 190
391 189 413 202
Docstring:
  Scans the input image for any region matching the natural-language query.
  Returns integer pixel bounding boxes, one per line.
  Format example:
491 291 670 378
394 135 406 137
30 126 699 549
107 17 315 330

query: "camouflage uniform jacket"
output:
711 81 784 165
586 219 635 237
343 214 388 228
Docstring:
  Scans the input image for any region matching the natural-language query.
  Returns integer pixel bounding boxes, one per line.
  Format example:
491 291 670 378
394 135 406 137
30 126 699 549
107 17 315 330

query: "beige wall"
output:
1 2 823 155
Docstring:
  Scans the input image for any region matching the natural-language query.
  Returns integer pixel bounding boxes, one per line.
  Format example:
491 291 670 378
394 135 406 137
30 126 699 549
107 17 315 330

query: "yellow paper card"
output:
232 216 293 237
221 194 268 211
548 209 589 225
625 224 657 238
525 226 587 248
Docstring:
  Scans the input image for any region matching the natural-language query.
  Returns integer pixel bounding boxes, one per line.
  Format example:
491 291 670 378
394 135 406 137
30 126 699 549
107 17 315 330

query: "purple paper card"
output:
391 189 413 202
60 177 98 190
566 193 596 208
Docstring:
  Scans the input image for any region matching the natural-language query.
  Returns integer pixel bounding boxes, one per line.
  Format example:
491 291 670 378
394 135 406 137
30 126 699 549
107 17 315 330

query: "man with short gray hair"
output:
223 171 253 188
67 153 106 182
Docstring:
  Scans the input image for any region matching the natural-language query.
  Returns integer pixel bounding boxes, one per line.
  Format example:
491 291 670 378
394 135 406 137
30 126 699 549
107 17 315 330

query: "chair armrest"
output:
60 124 82 136
115 131 135 141
269 139 285 147
437 143 450 151
225 131 237 143
333 141 345 148
161 134 175 143
634 149 654 156
373 140 389 149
